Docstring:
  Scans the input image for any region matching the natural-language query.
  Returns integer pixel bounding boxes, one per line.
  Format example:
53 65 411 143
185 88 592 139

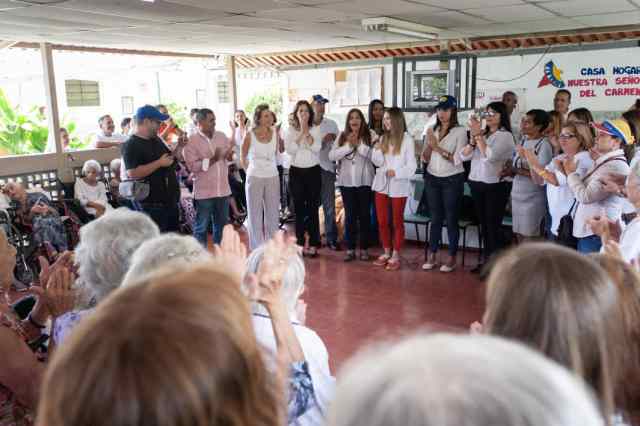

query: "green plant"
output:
244 89 283 122
164 101 188 129
0 87 83 155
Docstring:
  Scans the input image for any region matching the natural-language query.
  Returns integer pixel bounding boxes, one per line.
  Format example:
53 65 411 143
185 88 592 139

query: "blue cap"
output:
134 105 170 122
435 95 457 110
311 94 329 104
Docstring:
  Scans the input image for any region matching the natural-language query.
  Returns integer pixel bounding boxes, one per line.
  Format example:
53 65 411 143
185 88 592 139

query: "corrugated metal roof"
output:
236 29 640 68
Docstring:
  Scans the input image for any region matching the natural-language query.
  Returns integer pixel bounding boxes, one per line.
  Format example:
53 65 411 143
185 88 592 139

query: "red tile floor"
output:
229 227 486 373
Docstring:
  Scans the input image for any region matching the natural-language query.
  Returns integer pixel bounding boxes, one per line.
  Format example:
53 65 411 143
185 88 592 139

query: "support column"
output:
226 55 238 114
40 43 71 182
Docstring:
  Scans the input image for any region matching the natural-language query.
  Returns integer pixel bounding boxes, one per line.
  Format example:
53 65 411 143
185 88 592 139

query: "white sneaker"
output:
422 261 437 270
439 264 456 273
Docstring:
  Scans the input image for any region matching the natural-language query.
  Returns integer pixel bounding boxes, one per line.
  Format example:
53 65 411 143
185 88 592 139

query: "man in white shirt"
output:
312 94 340 250
502 91 522 143
93 114 127 148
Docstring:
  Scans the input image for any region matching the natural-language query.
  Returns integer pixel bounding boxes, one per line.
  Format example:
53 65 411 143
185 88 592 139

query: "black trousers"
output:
469 180 511 262
340 186 372 250
289 165 321 247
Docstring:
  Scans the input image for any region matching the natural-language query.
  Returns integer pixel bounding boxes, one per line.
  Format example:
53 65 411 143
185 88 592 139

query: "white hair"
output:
74 208 159 306
82 159 102 176
109 158 121 174
121 234 211 287
329 333 603 426
245 245 305 318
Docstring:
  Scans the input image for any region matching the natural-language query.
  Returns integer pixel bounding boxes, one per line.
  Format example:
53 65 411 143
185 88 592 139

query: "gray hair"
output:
329 333 603 426
82 159 102 176
74 208 159 306
121 234 211 287
109 158 121 174
245 245 305 318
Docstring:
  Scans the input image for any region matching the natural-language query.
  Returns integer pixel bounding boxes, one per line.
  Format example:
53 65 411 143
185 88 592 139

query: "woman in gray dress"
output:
509 109 553 241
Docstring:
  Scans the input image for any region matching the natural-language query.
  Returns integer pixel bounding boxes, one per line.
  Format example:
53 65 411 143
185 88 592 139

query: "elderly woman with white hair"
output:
121 234 211 287
329 333 603 426
74 159 112 218
52 208 159 346
246 244 334 426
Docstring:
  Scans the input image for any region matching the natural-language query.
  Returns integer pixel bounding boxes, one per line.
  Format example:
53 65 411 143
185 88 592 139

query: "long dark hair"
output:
339 108 372 147
368 99 384 135
485 101 511 135
291 100 314 131
234 109 249 126
434 107 460 140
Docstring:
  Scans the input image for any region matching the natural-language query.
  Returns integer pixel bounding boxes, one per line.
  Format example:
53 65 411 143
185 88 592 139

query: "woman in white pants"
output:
242 104 284 250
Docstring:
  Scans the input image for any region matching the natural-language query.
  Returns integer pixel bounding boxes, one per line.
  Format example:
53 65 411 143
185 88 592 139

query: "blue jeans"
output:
577 234 602 253
320 168 338 244
425 172 465 256
141 202 179 233
193 197 229 247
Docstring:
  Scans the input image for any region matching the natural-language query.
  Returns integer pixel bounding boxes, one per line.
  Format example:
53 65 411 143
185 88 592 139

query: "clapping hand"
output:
346 132 358 148
213 225 247 283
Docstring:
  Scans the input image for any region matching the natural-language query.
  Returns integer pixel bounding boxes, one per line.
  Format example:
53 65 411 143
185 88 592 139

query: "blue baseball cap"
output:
435 95 457 110
311 94 329 104
134 105 170 122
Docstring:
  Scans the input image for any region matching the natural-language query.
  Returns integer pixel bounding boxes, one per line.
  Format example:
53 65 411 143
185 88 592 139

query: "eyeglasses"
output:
558 133 576 140
480 111 497 118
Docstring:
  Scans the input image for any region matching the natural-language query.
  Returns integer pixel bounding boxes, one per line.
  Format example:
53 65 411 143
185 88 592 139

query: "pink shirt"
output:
184 130 232 200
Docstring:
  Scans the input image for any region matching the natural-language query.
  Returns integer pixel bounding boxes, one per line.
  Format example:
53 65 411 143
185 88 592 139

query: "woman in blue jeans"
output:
420 96 468 272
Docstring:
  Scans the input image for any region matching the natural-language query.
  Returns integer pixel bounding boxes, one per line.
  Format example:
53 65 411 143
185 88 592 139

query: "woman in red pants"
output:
371 107 417 271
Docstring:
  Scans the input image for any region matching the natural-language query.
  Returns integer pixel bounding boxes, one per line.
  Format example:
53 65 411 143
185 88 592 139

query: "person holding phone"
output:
122 105 181 233
458 101 515 272
184 108 235 246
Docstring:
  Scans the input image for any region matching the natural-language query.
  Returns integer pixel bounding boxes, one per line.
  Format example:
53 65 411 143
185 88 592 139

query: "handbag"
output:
557 200 578 248
118 179 150 202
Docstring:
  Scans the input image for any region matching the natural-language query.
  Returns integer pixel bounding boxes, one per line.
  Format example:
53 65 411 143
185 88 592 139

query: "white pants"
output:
246 175 281 250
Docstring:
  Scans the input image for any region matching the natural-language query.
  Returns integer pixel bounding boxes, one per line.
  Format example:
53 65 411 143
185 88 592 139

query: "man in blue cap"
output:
121 105 180 232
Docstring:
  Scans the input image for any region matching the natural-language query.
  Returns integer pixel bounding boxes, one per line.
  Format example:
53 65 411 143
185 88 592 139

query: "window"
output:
65 79 100 107
217 81 229 103
195 89 206 107
121 96 134 114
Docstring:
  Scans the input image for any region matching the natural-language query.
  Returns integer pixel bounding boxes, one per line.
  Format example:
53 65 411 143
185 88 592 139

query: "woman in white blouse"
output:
285 100 323 257
371 107 417 271
241 104 283 250
420 96 468 272
329 108 377 262
565 119 632 253
74 159 112 219
521 121 594 243
459 102 515 272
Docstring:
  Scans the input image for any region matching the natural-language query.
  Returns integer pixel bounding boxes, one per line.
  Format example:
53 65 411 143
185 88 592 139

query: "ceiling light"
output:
362 17 439 40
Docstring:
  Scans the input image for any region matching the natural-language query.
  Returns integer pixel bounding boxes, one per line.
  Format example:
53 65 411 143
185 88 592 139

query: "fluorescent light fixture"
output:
362 17 439 40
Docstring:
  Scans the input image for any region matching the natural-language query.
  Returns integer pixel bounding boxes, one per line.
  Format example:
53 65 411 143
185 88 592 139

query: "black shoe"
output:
328 242 341 251
471 263 484 274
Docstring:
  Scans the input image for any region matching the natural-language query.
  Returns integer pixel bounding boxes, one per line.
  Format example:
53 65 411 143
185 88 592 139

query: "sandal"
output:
307 247 318 258
385 258 401 271
373 254 390 266
359 251 370 261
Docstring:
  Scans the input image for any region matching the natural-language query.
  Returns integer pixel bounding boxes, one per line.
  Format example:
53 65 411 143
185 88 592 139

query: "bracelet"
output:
27 313 46 329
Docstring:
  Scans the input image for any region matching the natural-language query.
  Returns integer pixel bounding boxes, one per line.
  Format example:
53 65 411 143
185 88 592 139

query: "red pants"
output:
375 192 407 251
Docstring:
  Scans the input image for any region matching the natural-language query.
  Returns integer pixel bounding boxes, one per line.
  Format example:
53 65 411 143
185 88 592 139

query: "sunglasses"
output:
558 133 576 140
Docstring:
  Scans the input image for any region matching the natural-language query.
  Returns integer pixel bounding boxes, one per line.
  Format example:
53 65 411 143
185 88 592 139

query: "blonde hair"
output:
484 243 621 420
380 107 406 155
38 263 283 426
563 122 594 151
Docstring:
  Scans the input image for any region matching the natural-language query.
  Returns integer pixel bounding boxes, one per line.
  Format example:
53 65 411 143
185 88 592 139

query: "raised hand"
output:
212 225 247 282
255 231 299 308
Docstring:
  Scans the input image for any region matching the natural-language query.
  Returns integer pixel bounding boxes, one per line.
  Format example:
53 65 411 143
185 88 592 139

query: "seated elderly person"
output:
121 234 211 287
329 334 603 426
2 182 67 252
246 244 334 426
40 230 315 426
52 208 159 346
108 158 122 201
74 160 112 219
